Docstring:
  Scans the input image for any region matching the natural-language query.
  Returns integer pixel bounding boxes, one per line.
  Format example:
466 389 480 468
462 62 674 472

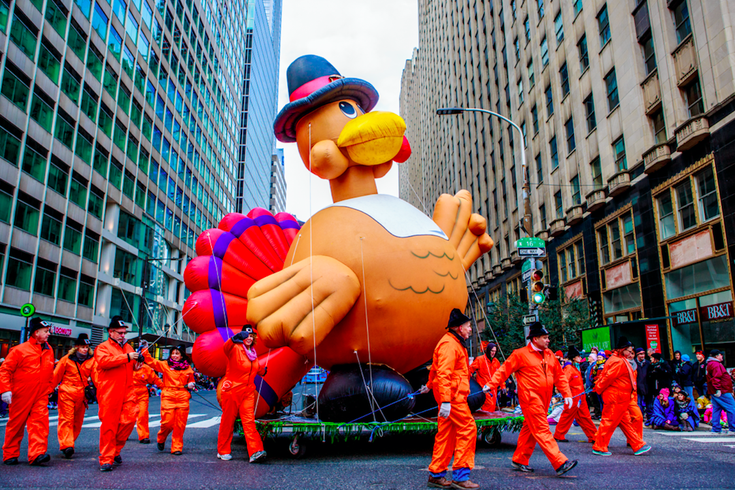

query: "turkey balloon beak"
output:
336 111 406 165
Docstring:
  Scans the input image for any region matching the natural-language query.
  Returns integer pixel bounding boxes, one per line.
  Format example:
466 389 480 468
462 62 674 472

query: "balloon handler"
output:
94 316 141 471
419 309 479 489
216 326 267 463
553 346 597 444
469 342 500 412
181 54 494 423
52 333 95 459
130 361 163 444
0 317 55 466
591 337 651 456
141 344 195 455
483 323 578 476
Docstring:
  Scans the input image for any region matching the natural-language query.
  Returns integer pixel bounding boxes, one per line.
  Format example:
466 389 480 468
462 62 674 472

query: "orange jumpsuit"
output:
592 352 646 453
426 332 477 476
488 344 572 470
130 364 163 441
143 351 194 453
469 355 500 412
52 352 94 450
553 363 597 443
94 339 139 465
0 338 55 463
217 338 266 456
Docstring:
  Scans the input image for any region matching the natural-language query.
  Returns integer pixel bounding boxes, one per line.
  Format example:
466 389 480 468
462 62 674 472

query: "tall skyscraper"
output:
401 0 735 363
0 0 247 356
235 0 282 214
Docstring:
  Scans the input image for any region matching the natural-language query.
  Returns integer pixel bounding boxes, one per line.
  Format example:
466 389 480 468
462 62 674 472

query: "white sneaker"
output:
249 450 266 463
217 453 232 461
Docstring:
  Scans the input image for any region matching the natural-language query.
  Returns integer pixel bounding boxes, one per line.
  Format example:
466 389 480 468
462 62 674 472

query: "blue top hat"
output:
273 55 379 143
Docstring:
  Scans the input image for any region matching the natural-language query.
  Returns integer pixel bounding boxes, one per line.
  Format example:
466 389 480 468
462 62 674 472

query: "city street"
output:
1 391 734 489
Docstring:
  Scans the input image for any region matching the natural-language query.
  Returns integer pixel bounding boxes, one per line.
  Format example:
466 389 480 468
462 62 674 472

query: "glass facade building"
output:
235 0 281 214
0 0 250 353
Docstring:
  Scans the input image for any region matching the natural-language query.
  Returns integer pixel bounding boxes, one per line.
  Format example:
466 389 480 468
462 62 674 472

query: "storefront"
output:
0 310 92 360
652 155 734 366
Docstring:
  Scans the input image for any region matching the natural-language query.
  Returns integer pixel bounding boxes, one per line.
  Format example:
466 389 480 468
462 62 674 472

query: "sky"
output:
276 0 419 222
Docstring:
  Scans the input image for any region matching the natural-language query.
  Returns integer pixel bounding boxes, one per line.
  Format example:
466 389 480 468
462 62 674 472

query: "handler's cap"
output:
710 349 722 357
108 315 129 330
446 308 471 329
526 322 549 339
75 333 90 346
566 346 581 359
29 317 52 334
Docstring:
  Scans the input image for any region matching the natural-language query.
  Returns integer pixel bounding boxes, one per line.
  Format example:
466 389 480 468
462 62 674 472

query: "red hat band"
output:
289 75 344 102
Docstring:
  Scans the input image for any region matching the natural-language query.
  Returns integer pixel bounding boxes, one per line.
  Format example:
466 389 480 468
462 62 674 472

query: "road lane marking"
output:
185 416 221 428
683 437 735 443
148 414 208 429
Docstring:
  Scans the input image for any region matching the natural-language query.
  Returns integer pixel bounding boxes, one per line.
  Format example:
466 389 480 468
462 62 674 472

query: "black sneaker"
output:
100 463 114 472
157 442 165 451
3 457 19 465
556 438 569 443
62 447 74 459
139 438 151 444
555 460 578 476
113 455 122 466
29 454 50 466
511 461 534 473
173 451 182 456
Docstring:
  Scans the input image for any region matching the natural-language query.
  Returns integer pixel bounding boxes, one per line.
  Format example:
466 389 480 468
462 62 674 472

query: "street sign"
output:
515 237 546 249
20 303 35 317
518 247 546 257
523 314 538 326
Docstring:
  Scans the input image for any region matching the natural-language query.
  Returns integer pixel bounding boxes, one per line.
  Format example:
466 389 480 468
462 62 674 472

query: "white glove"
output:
418 385 430 395
482 384 492 393
187 382 196 390
564 397 574 410
438 402 451 418
714 390 722 398
680 413 689 420
1 391 10 404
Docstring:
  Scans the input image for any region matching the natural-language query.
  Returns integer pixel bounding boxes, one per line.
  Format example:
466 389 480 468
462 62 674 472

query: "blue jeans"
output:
683 386 694 402
711 392 735 433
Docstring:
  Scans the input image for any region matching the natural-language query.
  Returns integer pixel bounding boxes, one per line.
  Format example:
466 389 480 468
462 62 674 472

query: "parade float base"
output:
237 411 524 458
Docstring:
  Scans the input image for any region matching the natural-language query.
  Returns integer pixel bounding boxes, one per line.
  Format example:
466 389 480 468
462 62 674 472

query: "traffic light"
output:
530 267 546 305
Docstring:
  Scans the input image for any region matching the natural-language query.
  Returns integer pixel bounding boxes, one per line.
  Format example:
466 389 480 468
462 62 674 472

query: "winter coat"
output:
648 360 673 394
635 359 651 396
651 397 678 427
694 361 707 388
706 357 734 395
676 361 694 388
674 399 700 428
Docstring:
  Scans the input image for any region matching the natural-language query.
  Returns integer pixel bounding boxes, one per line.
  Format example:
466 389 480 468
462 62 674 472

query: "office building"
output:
0 0 248 356
400 0 735 364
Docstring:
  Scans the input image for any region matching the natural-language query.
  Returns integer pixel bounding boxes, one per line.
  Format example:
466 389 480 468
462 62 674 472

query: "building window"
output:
641 34 656 75
673 0 691 44
536 153 543 183
560 62 569 97
528 61 535 88
524 17 531 43
578 34 589 72
684 78 704 117
695 166 719 222
554 11 564 44
598 226 610 264
605 69 619 111
559 240 585 285
550 136 559 169
540 37 549 67
555 191 563 218
34 262 56 296
517 79 524 105
537 0 544 19
545 84 553 117
514 37 520 63
565 117 576 154
540 204 547 229
6 250 33 290
14 196 39 235
657 191 676 240
573 0 583 16
675 180 696 232
584 93 596 133
652 109 666 144
613 136 627 171
598 5 610 46
531 104 539 134
1 68 30 111
571 175 581 205
591 157 603 189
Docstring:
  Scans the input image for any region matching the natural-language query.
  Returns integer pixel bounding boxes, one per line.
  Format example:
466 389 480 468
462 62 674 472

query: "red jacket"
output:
427 333 470 404
707 357 734 395
0 337 55 397
221 339 266 399
94 339 136 398
469 355 500 388
562 362 585 397
594 352 637 396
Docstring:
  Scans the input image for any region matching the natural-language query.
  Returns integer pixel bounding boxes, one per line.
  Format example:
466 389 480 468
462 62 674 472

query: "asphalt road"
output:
1 390 734 490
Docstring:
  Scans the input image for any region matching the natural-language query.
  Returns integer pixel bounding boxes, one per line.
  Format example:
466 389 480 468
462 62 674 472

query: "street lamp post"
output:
141 255 189 345
438 107 536 338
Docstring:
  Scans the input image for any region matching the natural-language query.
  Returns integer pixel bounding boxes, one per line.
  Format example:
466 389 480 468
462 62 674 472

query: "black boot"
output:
29 454 50 466
62 447 74 459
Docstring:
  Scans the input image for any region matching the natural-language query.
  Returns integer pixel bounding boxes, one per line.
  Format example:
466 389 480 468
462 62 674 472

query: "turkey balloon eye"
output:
339 101 357 118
